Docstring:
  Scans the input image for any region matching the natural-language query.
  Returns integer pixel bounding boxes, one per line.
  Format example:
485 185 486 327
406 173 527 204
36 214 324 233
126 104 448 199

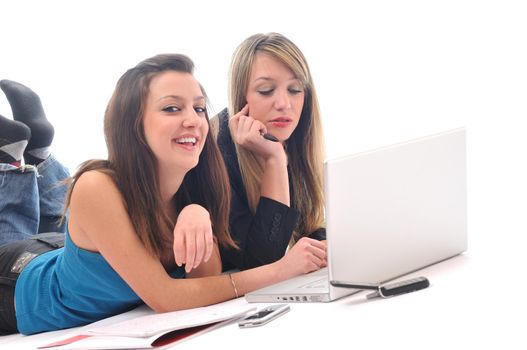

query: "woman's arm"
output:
229 105 290 206
218 108 299 270
260 151 289 204
186 243 221 278
172 204 216 274
221 192 299 270
68 170 325 313
308 228 327 241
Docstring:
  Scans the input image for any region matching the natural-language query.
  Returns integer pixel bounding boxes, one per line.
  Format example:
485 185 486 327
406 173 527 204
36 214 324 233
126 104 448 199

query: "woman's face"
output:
245 53 305 142
143 71 208 172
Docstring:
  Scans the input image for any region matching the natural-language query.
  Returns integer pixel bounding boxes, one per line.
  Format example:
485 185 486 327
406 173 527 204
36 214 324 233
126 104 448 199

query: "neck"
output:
158 166 186 207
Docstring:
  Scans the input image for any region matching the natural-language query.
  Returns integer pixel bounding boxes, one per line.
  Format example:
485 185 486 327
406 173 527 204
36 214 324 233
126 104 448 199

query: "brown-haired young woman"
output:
0 54 325 335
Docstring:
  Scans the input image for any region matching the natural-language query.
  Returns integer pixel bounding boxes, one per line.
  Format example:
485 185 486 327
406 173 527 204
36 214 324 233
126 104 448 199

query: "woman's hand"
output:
173 204 214 273
275 237 327 280
229 104 285 161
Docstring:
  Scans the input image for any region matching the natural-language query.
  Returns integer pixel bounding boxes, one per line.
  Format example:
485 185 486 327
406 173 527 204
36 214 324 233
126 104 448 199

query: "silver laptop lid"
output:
326 128 467 286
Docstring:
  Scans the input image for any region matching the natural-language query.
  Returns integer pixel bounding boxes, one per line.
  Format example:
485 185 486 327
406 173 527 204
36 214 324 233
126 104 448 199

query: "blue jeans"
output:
0 155 70 246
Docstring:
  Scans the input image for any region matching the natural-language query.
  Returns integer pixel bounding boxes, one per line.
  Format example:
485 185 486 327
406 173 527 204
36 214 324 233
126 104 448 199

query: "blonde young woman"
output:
213 33 327 271
0 54 326 335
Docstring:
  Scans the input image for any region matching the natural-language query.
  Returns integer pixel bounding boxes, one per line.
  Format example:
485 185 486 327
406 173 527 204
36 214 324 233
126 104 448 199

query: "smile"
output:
174 137 197 146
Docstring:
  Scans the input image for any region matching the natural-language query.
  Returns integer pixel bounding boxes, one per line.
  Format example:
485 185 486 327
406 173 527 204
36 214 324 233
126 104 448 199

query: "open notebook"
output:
39 300 255 349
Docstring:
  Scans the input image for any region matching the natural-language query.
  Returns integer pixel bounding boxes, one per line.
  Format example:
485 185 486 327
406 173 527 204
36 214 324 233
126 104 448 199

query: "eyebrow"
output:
252 76 301 83
157 95 205 102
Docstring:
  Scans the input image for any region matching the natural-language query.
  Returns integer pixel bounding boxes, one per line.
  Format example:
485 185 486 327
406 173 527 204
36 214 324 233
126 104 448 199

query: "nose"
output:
182 109 202 128
273 89 291 110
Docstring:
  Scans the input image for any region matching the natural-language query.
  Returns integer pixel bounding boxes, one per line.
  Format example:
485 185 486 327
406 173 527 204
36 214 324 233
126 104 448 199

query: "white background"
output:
1 0 526 334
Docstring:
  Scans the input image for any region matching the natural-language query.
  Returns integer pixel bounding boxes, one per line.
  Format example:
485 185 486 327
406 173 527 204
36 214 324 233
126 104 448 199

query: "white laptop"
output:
245 128 467 303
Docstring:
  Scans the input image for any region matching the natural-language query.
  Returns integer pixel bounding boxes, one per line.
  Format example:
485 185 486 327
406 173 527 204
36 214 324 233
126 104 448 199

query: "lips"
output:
270 117 292 123
174 136 197 146
173 135 199 150
269 117 292 128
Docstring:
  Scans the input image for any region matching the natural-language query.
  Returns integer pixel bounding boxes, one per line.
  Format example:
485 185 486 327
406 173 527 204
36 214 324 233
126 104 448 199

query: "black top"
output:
215 108 326 271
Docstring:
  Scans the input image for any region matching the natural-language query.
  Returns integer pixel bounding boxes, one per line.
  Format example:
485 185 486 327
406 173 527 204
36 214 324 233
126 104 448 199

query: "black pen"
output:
262 133 279 142
330 276 430 299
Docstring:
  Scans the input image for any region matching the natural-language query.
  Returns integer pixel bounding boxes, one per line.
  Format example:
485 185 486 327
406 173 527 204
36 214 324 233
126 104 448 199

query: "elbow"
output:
151 304 174 314
141 287 182 314
145 299 171 314
147 298 185 314
141 281 194 313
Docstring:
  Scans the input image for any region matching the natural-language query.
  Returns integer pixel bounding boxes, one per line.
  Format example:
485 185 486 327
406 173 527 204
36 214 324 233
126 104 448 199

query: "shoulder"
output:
217 107 230 124
212 108 237 161
74 170 118 194
213 108 231 143
70 170 122 210
210 108 246 193
68 170 127 251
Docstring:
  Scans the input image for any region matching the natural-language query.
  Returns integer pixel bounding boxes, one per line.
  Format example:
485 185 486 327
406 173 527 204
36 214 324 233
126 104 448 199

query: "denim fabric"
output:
0 156 70 246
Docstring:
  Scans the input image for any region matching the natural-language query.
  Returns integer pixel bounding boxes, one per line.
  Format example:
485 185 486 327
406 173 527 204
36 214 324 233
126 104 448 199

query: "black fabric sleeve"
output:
214 107 300 271
307 227 326 241
221 193 300 271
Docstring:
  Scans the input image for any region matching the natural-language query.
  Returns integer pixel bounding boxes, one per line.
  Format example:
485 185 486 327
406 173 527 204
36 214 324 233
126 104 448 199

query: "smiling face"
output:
245 53 305 142
143 71 208 172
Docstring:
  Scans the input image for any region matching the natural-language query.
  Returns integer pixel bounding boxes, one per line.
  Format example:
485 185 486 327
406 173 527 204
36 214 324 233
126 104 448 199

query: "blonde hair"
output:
228 33 325 243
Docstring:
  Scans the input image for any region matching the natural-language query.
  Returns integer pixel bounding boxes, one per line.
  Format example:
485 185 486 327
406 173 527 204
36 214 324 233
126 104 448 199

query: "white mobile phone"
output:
238 304 290 328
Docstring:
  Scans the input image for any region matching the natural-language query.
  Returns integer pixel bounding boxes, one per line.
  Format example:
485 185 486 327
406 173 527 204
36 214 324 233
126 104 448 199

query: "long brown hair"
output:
228 33 325 243
64 54 236 257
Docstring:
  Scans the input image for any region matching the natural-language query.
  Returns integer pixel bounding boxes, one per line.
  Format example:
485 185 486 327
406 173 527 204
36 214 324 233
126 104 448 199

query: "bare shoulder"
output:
69 170 124 229
69 170 129 251
71 170 120 202
75 169 116 190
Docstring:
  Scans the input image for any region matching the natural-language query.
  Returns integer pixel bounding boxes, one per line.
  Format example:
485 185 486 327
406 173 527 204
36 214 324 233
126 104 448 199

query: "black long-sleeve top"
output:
215 108 326 271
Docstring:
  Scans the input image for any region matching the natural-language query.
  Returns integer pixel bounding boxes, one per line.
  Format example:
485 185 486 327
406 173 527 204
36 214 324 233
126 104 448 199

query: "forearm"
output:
223 197 300 270
260 154 289 206
156 261 283 312
186 244 221 278
230 261 283 296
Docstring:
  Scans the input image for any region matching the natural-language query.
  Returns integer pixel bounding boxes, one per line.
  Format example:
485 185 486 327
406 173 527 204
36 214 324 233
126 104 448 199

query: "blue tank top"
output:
15 230 185 335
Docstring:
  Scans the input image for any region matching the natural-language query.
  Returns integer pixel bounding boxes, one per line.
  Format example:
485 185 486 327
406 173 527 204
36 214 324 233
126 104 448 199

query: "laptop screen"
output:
326 128 467 286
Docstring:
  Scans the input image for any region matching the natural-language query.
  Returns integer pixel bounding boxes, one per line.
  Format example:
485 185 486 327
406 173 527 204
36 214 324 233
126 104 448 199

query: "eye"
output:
288 86 304 95
257 88 274 96
162 105 180 113
194 106 207 115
